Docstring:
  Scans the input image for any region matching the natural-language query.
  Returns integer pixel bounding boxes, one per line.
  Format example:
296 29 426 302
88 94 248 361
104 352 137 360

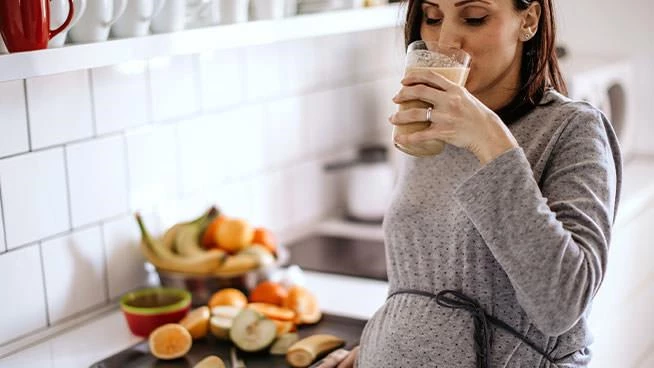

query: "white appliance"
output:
559 54 635 158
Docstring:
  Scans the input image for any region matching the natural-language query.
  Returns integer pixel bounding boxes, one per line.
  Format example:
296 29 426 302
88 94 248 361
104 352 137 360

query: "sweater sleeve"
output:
453 108 621 336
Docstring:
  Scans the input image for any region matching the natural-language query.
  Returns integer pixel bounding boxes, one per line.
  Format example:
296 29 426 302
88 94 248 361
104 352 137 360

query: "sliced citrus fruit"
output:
283 286 322 325
194 355 226 368
247 302 296 322
179 306 211 339
272 319 296 337
208 288 248 309
149 323 193 360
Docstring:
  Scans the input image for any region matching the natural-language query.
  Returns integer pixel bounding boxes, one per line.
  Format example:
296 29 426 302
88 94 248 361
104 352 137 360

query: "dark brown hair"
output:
403 0 567 122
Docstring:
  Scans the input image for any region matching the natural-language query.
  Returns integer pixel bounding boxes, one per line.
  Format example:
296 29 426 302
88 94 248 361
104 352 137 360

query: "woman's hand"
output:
390 69 519 164
315 346 359 368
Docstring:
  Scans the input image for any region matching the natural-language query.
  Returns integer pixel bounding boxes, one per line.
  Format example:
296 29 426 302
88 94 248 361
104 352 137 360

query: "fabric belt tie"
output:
386 289 555 368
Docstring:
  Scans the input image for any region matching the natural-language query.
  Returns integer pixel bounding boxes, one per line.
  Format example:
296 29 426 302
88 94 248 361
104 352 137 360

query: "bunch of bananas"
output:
135 208 265 275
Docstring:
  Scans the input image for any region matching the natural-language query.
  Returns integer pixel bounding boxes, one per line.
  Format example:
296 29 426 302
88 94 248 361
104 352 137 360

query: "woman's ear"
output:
520 2 541 41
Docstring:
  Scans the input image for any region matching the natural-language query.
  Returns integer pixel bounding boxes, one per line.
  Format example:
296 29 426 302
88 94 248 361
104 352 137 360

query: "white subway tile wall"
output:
91 61 149 135
149 55 200 122
0 149 70 249
125 124 179 211
41 226 107 324
198 49 245 112
66 135 129 228
0 80 29 158
0 245 47 345
26 70 94 149
102 215 148 300
0 28 401 346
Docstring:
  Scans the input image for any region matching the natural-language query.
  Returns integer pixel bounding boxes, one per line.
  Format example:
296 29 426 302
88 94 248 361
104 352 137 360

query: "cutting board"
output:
89 314 367 368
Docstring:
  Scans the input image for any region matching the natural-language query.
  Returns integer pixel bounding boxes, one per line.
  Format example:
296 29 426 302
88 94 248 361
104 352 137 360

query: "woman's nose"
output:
438 21 463 49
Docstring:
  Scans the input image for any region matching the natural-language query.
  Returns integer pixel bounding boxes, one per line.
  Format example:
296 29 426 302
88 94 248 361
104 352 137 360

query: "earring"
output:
522 31 533 41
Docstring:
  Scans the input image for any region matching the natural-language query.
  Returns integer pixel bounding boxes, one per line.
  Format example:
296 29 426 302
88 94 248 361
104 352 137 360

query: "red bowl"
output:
120 287 192 337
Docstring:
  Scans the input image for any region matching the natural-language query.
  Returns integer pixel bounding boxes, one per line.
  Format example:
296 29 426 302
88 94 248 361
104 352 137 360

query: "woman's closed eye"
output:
464 15 488 26
423 15 489 26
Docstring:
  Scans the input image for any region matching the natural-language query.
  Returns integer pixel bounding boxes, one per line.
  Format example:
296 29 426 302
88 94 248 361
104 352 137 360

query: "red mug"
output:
0 0 74 53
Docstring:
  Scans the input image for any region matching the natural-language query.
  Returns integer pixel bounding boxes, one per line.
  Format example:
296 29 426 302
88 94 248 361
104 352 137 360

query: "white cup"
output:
186 0 220 28
69 0 128 43
284 0 297 17
219 0 249 24
112 0 167 38
49 0 88 48
250 0 284 21
151 0 187 33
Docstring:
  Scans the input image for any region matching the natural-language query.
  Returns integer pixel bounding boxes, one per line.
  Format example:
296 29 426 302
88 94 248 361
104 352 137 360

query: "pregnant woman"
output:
319 0 621 367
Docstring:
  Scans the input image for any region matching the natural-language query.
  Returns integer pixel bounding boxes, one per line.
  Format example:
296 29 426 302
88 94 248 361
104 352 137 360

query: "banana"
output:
213 253 259 276
286 334 346 368
172 207 219 255
136 213 225 274
175 222 207 257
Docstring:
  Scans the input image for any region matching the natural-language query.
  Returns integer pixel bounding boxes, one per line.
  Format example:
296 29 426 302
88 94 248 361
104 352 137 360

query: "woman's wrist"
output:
476 116 519 165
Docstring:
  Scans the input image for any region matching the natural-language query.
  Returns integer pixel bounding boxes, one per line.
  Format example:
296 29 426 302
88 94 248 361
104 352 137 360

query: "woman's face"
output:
419 0 538 110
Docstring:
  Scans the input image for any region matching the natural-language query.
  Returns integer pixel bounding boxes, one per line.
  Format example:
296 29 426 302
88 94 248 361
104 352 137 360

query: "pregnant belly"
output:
357 293 477 368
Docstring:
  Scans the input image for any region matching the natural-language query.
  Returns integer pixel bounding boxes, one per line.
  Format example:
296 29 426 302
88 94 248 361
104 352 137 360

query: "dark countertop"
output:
286 235 387 281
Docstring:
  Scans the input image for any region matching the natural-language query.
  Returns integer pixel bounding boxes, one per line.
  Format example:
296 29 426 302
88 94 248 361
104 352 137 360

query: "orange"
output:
148 323 192 360
252 227 277 254
216 218 254 253
179 306 211 339
249 281 288 306
283 286 322 325
246 303 296 322
194 355 226 368
208 288 248 309
271 319 296 337
201 215 226 249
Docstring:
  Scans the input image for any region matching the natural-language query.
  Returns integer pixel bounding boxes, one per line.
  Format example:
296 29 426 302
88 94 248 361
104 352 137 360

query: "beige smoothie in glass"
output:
394 42 471 157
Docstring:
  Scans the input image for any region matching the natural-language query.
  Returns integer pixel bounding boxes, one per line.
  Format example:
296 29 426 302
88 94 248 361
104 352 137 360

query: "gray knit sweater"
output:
356 90 622 367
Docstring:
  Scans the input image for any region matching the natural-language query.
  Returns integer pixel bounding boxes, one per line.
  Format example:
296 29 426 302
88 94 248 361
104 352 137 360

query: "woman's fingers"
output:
389 108 450 126
394 123 455 145
401 68 458 91
392 84 445 106
315 349 350 368
336 346 360 368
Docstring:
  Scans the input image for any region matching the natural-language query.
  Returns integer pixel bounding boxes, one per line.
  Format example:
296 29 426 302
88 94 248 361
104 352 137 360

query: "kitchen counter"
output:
1 158 650 368
0 271 388 368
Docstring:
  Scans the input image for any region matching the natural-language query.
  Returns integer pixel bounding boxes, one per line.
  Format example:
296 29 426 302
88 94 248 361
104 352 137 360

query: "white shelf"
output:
0 4 402 83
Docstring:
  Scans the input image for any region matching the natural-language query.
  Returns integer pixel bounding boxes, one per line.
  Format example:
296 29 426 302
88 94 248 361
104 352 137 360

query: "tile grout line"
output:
99 224 111 303
121 132 133 215
37 242 51 327
22 79 33 152
0 183 8 252
62 147 74 231
1 211 133 255
145 60 154 125
87 69 98 136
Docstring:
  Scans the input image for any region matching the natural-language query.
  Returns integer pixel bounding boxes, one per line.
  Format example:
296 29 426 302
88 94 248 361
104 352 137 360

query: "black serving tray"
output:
89 313 366 368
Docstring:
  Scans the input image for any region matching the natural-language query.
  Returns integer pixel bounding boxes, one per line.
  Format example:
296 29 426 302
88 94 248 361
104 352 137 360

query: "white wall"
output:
0 27 401 347
555 0 654 155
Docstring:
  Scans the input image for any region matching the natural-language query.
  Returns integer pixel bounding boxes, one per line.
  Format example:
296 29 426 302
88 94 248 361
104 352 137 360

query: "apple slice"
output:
210 315 233 340
229 309 277 352
270 332 300 355
211 305 242 319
